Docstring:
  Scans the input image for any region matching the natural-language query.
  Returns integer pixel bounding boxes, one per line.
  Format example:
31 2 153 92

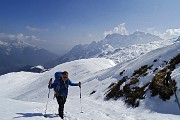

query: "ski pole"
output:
174 85 180 111
44 88 50 117
80 86 83 113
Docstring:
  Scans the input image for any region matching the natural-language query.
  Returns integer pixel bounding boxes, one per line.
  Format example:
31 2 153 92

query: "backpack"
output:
54 71 62 79
53 72 62 97
53 71 69 97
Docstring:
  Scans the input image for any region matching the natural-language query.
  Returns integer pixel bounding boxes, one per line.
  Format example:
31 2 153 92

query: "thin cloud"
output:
26 26 49 32
147 28 180 39
88 33 93 38
103 23 129 37
0 33 45 42
163 29 180 39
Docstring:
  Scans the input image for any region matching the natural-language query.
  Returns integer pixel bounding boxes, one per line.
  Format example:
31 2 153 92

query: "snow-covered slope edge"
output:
0 58 115 102
103 41 180 115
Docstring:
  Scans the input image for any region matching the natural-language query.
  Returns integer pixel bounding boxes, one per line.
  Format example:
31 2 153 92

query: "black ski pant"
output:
56 95 67 119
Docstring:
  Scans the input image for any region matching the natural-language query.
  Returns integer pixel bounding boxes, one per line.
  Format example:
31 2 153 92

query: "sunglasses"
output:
62 76 68 79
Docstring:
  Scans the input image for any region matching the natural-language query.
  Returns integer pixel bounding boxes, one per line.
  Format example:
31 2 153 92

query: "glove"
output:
78 82 81 88
49 78 52 84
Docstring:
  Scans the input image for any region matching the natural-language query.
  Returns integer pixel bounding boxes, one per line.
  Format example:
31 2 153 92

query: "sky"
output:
0 0 180 55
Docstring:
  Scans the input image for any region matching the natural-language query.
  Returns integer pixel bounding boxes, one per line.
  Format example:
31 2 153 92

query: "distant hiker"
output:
48 71 81 119
163 70 172 87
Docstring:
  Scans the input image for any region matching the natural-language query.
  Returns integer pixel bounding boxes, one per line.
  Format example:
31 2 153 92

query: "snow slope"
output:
99 40 180 115
0 41 180 120
103 38 176 63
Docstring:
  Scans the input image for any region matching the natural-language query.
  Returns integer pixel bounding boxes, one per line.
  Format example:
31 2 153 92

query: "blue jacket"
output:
48 78 78 96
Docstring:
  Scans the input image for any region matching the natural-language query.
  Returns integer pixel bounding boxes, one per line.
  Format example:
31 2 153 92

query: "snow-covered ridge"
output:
0 40 180 119
111 41 180 78
102 38 176 63
0 39 32 48
47 31 163 68
31 65 45 70
0 41 8 46
0 38 58 75
103 31 162 48
0 58 115 102
102 41 180 114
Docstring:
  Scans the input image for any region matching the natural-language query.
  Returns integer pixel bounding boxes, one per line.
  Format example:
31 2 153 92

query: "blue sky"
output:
0 0 180 55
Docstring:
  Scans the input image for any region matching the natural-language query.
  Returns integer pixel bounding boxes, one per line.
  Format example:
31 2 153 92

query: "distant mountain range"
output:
0 31 173 75
0 39 58 75
46 31 163 68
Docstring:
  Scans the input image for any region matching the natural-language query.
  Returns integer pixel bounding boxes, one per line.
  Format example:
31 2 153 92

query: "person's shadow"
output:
14 113 58 119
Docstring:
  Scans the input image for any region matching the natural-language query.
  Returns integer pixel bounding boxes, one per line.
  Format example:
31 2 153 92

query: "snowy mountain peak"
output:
103 31 162 48
47 31 164 68
176 36 180 41
104 33 127 40
0 38 58 75
2 39 32 47
132 31 145 36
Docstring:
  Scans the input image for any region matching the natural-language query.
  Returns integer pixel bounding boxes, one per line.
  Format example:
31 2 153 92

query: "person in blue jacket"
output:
48 71 81 119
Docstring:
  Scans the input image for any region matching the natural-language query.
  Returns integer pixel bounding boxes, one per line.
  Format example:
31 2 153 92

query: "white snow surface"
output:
31 65 45 70
0 42 180 120
103 38 176 64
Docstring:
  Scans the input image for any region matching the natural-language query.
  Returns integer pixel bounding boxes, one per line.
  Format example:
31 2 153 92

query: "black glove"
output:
49 78 52 84
78 82 81 88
